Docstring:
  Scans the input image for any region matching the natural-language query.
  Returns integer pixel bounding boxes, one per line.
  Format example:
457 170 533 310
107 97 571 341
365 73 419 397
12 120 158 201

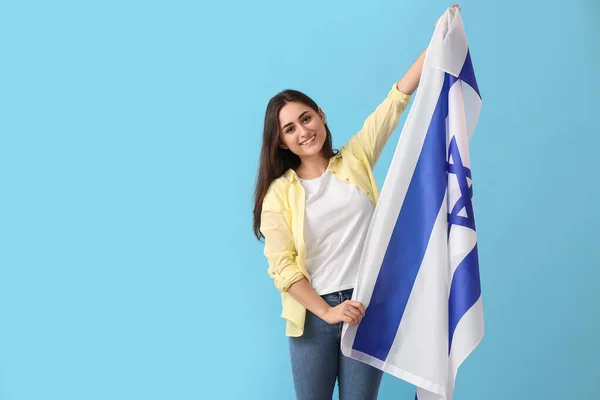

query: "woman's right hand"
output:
322 300 366 325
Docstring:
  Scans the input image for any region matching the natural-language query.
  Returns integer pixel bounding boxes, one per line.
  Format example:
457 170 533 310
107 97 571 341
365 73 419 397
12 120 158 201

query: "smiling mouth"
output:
300 135 316 146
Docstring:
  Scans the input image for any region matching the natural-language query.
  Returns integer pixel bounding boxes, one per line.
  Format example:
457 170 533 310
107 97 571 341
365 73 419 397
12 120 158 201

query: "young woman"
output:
253 6 458 399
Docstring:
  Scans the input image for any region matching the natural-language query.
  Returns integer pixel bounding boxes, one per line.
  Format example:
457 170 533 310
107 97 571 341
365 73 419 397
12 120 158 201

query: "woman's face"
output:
278 101 327 159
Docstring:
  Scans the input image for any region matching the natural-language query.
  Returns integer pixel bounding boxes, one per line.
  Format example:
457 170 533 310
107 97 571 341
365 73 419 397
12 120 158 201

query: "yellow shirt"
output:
260 83 411 337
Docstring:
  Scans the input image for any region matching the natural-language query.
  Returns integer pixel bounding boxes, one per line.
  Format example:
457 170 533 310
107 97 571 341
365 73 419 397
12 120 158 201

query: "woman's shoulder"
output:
263 171 294 207
268 175 290 192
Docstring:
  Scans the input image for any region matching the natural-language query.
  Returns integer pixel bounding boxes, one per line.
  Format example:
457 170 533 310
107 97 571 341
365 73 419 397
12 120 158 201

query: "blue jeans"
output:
289 289 383 400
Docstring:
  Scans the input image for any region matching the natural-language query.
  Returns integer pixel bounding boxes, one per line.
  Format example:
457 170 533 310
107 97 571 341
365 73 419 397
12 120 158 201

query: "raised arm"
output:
397 48 426 95
347 6 459 167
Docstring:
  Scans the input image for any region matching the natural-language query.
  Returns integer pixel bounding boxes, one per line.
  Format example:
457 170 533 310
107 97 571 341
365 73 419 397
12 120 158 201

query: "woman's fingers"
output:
344 304 361 318
347 300 366 316
343 311 359 325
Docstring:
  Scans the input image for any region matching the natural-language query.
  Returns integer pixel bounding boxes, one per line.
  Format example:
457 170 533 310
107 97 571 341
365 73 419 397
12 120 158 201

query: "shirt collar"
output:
283 152 342 183
283 169 297 182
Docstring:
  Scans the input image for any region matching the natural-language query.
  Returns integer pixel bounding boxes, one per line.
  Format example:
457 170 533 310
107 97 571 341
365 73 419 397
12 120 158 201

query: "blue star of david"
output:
447 136 476 233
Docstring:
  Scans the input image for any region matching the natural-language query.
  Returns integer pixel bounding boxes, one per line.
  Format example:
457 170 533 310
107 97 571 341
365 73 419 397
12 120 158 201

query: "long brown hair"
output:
253 89 338 241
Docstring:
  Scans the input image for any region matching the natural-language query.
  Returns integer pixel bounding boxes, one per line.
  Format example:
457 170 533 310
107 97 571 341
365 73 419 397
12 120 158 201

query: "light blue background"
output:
1 0 599 399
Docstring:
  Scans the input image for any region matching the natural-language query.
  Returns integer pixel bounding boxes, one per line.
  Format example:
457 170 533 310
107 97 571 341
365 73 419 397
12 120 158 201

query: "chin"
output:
304 145 324 157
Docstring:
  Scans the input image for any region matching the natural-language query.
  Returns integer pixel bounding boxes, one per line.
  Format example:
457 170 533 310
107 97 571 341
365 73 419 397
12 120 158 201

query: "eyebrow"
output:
281 110 311 131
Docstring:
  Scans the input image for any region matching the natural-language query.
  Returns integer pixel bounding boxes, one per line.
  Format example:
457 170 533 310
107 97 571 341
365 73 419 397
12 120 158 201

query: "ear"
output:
318 108 327 125
278 136 288 150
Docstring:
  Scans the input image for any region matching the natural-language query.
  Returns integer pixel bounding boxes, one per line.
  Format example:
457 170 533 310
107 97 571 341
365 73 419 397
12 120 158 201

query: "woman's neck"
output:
295 154 329 180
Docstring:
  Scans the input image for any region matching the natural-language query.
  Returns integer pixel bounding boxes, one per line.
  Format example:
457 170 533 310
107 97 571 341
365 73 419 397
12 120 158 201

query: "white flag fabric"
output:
341 8 483 400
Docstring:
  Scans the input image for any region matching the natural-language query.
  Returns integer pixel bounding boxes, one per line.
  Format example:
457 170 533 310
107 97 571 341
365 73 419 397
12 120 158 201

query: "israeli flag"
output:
341 8 483 400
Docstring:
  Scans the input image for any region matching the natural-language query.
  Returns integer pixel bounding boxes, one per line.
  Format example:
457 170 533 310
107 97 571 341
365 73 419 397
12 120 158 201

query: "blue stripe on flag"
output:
458 50 480 98
352 74 452 361
448 244 481 351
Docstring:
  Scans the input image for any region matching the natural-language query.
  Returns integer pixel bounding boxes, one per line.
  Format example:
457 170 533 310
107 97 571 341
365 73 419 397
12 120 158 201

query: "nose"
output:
298 125 311 137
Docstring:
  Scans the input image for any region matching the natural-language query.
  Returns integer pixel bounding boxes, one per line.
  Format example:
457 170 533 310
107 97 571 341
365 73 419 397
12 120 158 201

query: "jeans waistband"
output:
321 288 354 306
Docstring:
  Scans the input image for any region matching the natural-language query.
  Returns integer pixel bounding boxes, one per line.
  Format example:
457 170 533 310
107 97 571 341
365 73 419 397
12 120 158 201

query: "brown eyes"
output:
284 115 312 134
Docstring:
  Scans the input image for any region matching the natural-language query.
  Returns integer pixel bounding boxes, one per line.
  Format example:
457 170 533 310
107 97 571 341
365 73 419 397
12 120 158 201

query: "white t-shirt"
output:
299 170 374 295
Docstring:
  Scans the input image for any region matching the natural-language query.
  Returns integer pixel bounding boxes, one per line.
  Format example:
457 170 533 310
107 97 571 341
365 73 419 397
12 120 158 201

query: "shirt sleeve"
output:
347 83 411 168
260 188 306 292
